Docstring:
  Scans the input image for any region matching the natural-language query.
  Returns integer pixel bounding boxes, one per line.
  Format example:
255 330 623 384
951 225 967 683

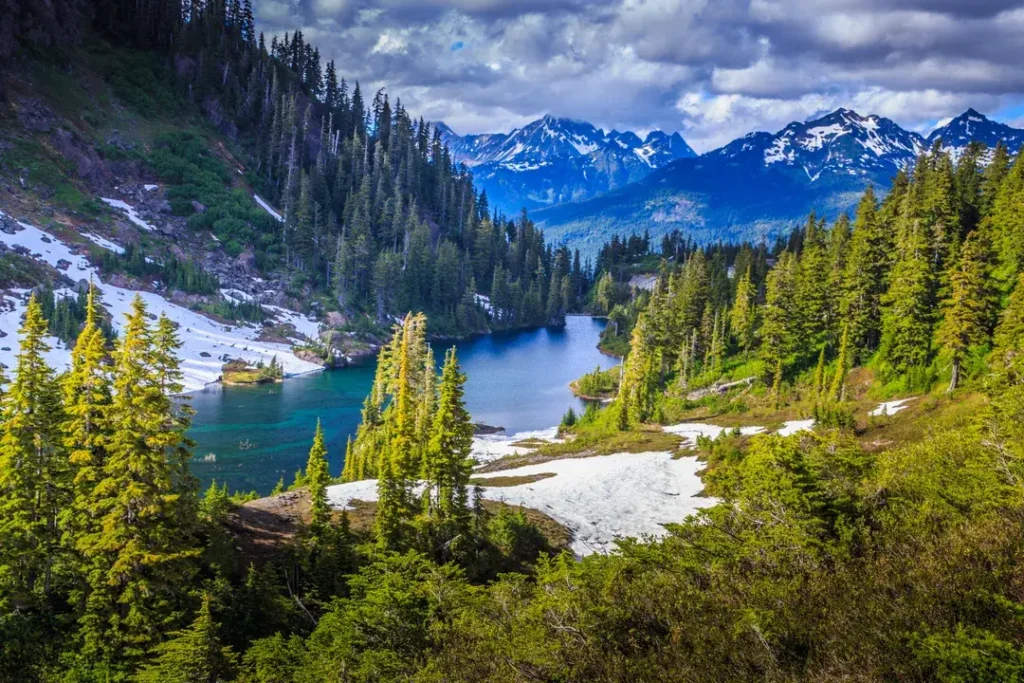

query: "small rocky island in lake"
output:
221 357 284 385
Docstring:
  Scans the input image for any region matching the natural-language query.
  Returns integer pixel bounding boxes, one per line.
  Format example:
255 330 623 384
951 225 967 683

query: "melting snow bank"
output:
870 397 916 417
0 211 322 390
471 427 562 464
778 419 815 436
326 451 713 557
100 198 157 232
327 418 826 557
665 422 766 442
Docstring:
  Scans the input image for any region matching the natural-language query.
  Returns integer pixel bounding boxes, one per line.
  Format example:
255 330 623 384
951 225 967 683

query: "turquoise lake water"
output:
188 316 618 494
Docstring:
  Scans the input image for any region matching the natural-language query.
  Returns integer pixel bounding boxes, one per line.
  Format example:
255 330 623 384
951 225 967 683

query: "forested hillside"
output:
0 0 588 352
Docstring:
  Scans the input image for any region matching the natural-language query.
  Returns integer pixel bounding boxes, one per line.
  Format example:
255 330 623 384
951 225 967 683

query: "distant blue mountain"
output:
530 108 1024 256
436 115 696 215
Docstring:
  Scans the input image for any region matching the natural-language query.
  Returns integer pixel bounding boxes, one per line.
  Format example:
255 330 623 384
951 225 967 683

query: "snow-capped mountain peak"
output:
927 108 1024 160
434 115 696 212
712 108 925 183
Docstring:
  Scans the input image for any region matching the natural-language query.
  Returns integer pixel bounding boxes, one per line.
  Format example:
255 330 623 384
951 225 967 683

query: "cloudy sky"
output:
255 0 1024 153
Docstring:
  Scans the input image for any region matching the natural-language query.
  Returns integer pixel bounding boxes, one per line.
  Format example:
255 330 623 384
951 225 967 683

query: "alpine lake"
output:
188 316 619 495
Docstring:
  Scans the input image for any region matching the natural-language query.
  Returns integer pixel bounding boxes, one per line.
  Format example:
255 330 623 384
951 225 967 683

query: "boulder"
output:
0 216 22 235
325 311 347 328
294 349 327 367
191 200 207 214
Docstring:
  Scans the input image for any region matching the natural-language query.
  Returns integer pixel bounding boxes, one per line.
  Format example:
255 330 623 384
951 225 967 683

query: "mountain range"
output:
436 116 696 214
522 108 1024 255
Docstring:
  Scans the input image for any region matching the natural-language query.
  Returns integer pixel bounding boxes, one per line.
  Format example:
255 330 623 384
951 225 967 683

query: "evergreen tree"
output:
422 348 474 540
61 284 112 609
829 324 850 402
77 296 199 661
759 252 797 384
305 420 331 543
937 231 995 390
880 218 935 378
992 272 1024 381
730 264 757 359
0 295 66 607
135 594 236 683
617 313 661 428
840 187 886 354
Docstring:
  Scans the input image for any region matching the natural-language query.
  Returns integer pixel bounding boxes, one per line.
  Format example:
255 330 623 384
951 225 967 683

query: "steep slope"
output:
536 108 1023 255
439 116 695 213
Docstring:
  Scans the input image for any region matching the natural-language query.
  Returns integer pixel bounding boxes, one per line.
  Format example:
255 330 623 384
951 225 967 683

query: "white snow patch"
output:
801 124 845 151
253 194 284 223
764 137 794 165
869 397 916 417
144 184 159 192
0 211 321 390
101 198 156 232
471 427 561 464
328 450 716 557
501 161 549 172
473 293 493 314
777 419 815 436
81 233 125 254
263 304 319 340
664 422 765 444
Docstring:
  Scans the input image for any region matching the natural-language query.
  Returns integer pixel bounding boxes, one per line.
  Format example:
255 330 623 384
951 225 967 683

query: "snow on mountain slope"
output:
927 108 1024 162
0 211 322 390
536 107 1024 257
709 108 925 184
437 116 695 213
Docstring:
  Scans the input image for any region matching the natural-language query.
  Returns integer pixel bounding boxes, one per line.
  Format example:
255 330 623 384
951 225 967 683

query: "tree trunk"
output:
948 357 960 392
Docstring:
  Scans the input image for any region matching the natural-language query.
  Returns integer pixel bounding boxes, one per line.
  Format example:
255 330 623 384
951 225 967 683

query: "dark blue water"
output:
188 316 617 494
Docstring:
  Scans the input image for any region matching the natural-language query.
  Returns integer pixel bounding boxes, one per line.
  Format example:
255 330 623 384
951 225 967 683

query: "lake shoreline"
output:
195 319 582 394
189 316 620 495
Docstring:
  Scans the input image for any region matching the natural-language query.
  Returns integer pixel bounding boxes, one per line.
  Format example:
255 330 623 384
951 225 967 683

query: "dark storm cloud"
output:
252 0 1024 152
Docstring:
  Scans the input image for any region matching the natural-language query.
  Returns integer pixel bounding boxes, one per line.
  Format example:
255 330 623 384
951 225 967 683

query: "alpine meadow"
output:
4 1 1024 682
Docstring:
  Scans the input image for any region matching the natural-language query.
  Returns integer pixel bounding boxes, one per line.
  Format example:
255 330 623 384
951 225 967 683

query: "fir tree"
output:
61 284 112 608
937 231 995 391
617 313 661 428
0 295 66 606
77 296 199 661
305 420 331 542
880 218 935 378
422 347 473 533
840 187 886 354
829 324 850 402
730 263 757 359
135 594 236 683
759 252 797 384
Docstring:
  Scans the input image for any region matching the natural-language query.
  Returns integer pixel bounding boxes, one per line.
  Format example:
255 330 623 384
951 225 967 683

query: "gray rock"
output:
0 216 23 234
191 200 207 214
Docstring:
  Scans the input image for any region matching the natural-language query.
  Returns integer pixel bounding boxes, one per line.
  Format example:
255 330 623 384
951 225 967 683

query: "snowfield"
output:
326 450 714 557
100 198 157 232
0 211 322 390
869 397 916 417
326 417 823 557
471 427 561 463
